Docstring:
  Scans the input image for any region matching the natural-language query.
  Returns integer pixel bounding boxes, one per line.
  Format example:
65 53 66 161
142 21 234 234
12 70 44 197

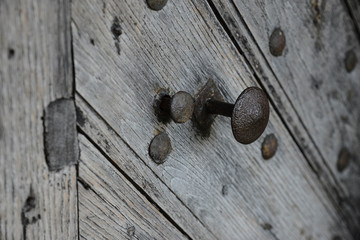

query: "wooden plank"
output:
78 135 188 240
209 0 360 236
0 0 77 239
73 0 353 229
345 0 360 37
76 91 352 240
76 95 217 240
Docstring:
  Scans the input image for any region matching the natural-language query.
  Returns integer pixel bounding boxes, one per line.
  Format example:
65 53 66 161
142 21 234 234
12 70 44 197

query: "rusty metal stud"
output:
261 134 278 160
159 91 194 123
269 28 286 57
149 132 172 164
337 147 350 172
146 0 168 11
345 50 357 72
205 87 270 144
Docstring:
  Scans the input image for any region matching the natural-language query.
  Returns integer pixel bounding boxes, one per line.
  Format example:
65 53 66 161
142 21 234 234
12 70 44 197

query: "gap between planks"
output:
205 0 360 237
77 130 193 240
71 0 356 238
75 93 218 240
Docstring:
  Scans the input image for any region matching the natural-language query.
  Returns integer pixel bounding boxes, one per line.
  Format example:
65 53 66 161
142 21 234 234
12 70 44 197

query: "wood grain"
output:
72 0 354 235
78 134 188 240
345 0 360 37
76 95 216 240
77 89 352 240
209 0 360 236
0 0 77 239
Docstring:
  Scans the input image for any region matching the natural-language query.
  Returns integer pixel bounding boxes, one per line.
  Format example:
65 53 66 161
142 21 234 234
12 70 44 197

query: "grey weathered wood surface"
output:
72 0 355 239
2 0 358 239
76 94 352 240
76 95 216 240
78 135 188 240
210 0 360 235
346 0 360 36
0 0 77 239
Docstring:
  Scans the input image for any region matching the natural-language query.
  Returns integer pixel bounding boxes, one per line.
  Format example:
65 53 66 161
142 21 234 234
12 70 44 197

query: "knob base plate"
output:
193 79 224 134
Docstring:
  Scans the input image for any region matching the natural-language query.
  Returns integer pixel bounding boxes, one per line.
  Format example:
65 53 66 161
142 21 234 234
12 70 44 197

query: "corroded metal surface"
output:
146 0 168 11
170 91 194 123
337 147 350 172
205 100 233 117
155 90 194 123
44 98 79 171
345 50 357 72
193 79 224 133
261 133 278 160
149 132 172 164
269 28 286 57
194 80 269 144
231 87 269 144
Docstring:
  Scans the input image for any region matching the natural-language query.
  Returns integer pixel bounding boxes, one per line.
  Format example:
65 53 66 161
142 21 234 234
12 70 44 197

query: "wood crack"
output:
343 0 360 43
205 0 360 238
75 92 219 240
71 0 357 237
77 129 194 240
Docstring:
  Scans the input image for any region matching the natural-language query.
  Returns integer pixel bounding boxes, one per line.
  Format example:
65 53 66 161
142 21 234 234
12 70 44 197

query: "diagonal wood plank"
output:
0 0 78 239
344 0 360 39
76 95 217 240
72 0 355 239
76 91 351 240
209 0 360 237
78 134 189 240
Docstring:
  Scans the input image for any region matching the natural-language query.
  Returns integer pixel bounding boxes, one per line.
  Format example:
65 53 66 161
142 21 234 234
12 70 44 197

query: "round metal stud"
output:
170 91 194 123
345 50 357 72
158 91 194 123
269 28 286 57
146 0 168 11
337 147 350 172
261 133 278 160
149 132 172 164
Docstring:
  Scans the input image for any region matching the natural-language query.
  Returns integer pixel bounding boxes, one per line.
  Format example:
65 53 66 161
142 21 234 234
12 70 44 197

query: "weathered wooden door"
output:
2 0 360 239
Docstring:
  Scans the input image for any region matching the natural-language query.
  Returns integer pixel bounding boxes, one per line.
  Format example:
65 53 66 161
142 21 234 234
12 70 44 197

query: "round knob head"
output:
231 87 270 144
170 91 194 123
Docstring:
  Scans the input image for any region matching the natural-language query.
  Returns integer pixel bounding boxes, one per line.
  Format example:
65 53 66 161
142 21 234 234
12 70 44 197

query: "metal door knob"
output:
206 87 269 144
194 80 269 144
